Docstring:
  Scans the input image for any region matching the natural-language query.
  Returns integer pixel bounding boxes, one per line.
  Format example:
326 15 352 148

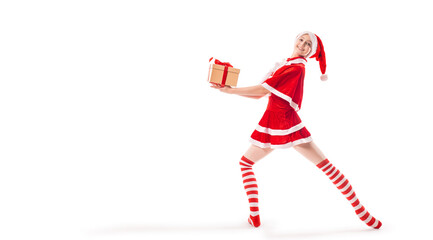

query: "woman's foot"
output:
248 215 261 227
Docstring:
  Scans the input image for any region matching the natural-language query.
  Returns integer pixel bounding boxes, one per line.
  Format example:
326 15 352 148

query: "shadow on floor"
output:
263 227 379 239
87 222 381 239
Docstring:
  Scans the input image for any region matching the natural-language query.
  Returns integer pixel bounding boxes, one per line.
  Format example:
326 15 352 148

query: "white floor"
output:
1 145 431 240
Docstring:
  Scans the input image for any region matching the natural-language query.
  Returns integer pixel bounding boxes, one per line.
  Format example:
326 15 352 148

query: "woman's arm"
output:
211 84 270 99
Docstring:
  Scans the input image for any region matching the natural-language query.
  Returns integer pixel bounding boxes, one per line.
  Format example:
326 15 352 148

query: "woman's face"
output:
294 34 313 57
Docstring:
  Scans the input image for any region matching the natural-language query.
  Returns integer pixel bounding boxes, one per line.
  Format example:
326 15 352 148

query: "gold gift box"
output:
208 64 240 87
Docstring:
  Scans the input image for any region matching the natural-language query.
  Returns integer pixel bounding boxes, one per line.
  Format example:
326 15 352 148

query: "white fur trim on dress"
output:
285 58 307 66
261 58 286 82
255 122 304 136
262 82 300 112
261 58 307 82
250 136 313 149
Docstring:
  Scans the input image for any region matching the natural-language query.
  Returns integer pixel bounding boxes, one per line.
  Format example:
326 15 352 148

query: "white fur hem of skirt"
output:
249 136 313 149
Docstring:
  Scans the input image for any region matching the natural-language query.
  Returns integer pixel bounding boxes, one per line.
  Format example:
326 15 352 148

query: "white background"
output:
1 0 432 239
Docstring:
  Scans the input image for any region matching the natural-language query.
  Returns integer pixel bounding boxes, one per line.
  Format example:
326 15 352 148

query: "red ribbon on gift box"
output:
209 57 233 87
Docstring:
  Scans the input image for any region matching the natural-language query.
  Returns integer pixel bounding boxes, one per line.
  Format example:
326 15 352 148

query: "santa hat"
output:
296 31 327 81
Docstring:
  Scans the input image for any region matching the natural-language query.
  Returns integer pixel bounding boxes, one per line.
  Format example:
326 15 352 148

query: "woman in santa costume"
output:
211 31 382 229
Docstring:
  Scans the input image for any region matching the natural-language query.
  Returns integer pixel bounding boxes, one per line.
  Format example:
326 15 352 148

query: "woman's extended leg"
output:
240 144 273 227
293 141 382 229
292 141 326 165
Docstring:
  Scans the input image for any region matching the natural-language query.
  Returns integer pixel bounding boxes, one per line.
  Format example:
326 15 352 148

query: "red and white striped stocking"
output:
240 156 261 227
317 159 382 229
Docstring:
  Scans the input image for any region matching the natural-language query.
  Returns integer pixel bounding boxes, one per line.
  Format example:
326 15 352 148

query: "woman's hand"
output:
210 83 269 98
210 83 233 94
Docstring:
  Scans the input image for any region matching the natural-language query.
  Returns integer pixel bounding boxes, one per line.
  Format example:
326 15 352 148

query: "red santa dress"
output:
250 57 313 149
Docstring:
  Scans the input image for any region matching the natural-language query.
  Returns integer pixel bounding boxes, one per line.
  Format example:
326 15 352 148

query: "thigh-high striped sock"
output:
317 159 382 229
240 156 261 227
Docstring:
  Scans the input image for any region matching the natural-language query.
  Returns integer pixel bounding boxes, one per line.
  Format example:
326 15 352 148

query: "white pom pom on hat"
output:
296 31 328 81
320 74 328 81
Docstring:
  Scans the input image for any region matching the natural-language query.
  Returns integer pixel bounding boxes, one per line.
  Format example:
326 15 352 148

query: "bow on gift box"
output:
209 57 233 87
